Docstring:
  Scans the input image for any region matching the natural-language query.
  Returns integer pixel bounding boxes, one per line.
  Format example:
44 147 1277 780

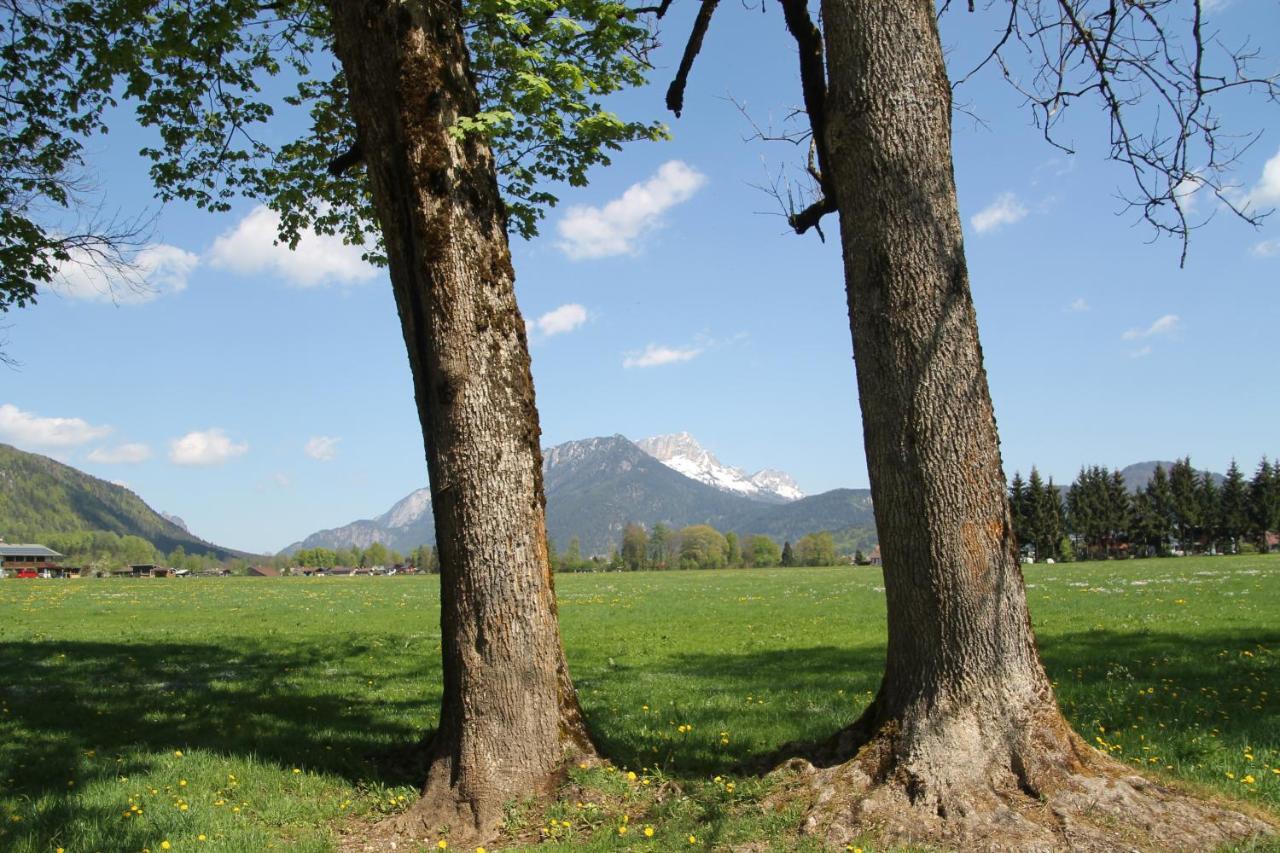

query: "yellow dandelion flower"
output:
618 825 628 835
1242 775 1256 784
437 841 448 850
293 768 302 774
198 835 207 842
688 835 697 844
161 842 172 851
644 826 655 837
179 779 187 787
627 771 637 782
174 750 183 757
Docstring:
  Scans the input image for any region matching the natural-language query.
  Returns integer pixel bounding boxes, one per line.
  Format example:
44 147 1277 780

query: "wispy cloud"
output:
208 205 377 287
556 161 707 259
1252 238 1280 258
531 303 588 337
623 343 704 369
1068 298 1090 312
169 428 248 466
0 403 111 448
1122 314 1181 341
304 435 341 461
87 442 152 464
971 192 1029 234
1130 345 1153 359
49 244 198 304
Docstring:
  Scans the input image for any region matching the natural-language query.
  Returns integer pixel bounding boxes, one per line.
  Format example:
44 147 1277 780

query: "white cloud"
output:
0 403 111 448
273 472 291 488
623 343 704 369
49 243 198 303
1252 238 1280 258
556 161 707 259
88 442 152 464
304 435 341 461
169 428 248 466
1122 314 1181 341
1242 147 1280 212
1068 298 1090 312
532 303 588 337
207 205 377 287
971 193 1029 234
1173 173 1205 214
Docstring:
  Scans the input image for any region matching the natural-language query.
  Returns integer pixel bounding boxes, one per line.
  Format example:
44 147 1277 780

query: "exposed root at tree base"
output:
767 726 1276 852
338 750 602 852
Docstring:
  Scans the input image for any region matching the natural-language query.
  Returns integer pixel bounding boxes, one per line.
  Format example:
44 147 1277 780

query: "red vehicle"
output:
15 569 38 579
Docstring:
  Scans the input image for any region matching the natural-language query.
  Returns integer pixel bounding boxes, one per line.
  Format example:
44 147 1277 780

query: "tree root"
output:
767 718 1276 852
338 747 598 852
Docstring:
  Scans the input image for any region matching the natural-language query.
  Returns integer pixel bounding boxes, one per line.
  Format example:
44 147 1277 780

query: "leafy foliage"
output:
0 0 667 311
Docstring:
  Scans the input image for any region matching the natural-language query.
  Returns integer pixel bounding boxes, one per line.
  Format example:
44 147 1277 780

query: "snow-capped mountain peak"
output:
635 433 803 502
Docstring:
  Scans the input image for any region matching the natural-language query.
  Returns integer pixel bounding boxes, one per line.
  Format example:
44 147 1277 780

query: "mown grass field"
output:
1 555 1277 851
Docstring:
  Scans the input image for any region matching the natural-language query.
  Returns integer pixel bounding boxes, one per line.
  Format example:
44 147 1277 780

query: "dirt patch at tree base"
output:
769 749 1276 852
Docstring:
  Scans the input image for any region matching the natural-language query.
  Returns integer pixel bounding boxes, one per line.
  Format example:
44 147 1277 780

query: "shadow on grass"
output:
583 626 1279 777
0 639 437 802
2 624 1273 841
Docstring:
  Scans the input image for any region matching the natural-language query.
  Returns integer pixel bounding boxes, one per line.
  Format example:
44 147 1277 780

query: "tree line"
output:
547 523 846 572
1010 457 1280 562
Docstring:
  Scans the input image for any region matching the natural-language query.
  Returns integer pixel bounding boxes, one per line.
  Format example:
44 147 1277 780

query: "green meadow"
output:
1 555 1277 851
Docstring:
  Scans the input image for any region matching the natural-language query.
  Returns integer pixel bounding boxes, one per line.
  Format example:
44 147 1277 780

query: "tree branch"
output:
327 143 363 176
665 0 720 117
777 0 836 233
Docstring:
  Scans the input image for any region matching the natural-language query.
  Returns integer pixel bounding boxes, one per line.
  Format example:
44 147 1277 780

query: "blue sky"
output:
2 2 1278 554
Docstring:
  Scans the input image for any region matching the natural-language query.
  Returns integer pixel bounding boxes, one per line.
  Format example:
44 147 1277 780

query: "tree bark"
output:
784 1 1273 848
327 0 594 845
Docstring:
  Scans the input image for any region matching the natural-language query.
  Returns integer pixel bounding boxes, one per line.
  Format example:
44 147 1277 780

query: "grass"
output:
0 554 1276 851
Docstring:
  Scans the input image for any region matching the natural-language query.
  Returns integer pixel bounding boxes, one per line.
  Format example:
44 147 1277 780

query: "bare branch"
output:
666 0 721 117
954 0 1280 264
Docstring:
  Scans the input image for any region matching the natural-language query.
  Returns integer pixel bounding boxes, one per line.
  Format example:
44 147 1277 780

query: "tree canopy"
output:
0 0 668 312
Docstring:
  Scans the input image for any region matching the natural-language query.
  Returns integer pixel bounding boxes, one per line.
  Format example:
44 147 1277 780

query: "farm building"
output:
247 565 280 577
0 543 66 577
867 545 882 566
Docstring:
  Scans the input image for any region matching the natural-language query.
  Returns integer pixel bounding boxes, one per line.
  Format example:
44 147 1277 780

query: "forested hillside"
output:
0 443 241 559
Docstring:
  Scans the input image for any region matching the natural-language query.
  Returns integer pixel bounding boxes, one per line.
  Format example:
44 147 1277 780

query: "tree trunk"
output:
782 1 1273 848
327 0 594 845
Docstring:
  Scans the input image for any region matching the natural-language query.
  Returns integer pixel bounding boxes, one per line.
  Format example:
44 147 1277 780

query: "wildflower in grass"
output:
437 841 448 849
174 751 183 757
198 835 207 842
644 826 655 837
627 771 637 782
161 843 171 850
1242 775 1256 784
179 779 187 787
725 782 735 793
618 825 628 835
293 768 302 774
1226 771 1236 779
688 835 697 844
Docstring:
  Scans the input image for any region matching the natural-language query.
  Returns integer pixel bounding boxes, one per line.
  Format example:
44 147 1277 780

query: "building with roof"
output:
0 542 65 576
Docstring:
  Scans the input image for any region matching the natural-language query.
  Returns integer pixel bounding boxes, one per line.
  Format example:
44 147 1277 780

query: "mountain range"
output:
283 433 876 556
0 442 244 559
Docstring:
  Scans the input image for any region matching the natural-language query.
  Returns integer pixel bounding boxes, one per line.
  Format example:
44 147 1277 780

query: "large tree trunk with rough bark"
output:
776 1 1274 849
328 0 594 846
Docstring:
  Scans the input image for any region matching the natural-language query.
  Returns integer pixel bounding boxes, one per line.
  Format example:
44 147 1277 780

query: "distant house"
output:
247 565 280 577
330 566 355 576
1267 531 1279 551
867 545 882 566
0 543 66 576
130 564 165 578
